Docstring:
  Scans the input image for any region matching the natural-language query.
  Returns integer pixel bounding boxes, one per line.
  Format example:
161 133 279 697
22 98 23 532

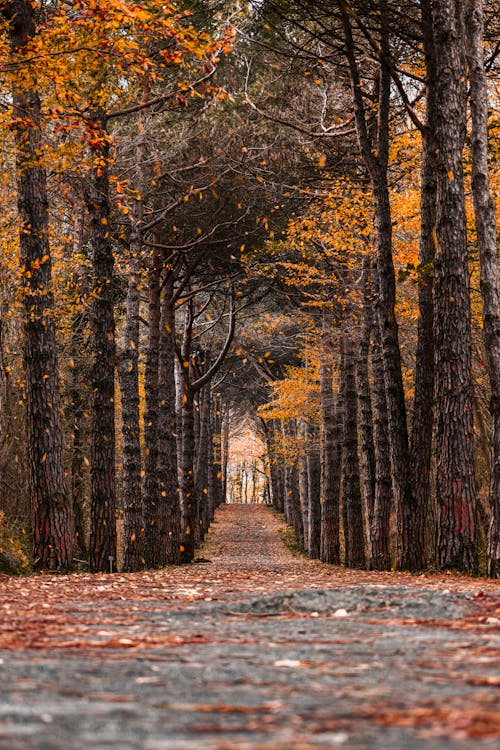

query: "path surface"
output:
0 504 499 749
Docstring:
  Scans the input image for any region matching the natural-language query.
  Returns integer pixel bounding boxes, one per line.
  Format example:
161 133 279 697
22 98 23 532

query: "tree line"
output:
0 0 498 577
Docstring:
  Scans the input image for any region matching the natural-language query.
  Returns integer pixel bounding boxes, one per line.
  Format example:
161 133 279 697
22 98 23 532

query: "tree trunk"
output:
298 420 309 550
121 101 148 572
66 208 88 560
433 0 477 571
212 394 223 509
307 423 321 559
143 250 161 567
4 0 73 570
283 421 303 547
67 312 87 560
157 273 181 564
466 0 500 577
195 376 211 540
320 310 341 564
221 407 229 504
207 399 216 522
120 247 143 572
403 1 437 571
180 379 196 562
86 110 116 573
357 258 376 550
341 333 366 569
340 6 412 570
370 318 392 570
265 419 285 512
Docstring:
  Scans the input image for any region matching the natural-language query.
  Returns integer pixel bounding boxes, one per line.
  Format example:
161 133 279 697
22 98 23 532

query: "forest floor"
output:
0 505 499 749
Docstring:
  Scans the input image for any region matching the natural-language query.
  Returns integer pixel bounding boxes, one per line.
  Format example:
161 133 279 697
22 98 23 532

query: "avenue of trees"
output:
0 0 499 577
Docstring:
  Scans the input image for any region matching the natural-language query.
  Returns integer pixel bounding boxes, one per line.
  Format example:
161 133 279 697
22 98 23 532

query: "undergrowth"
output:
0 511 30 574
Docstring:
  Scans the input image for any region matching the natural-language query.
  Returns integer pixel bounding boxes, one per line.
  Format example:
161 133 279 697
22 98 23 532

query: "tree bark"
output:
357 258 376 551
370 317 392 569
221 406 229 503
143 249 161 567
195 372 211 541
341 333 366 569
340 5 412 570
307 423 321 559
4 0 73 570
211 393 224 509
157 272 181 564
121 102 148 572
207 398 216 522
283 421 303 547
433 0 477 571
298 419 309 550
86 110 116 573
405 1 437 571
466 0 500 577
320 310 341 564
264 419 285 512
120 245 143 572
180 378 196 562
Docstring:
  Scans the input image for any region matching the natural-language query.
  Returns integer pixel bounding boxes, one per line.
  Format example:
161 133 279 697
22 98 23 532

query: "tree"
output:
433 0 477 571
340 330 366 569
466 0 500 577
1 0 73 570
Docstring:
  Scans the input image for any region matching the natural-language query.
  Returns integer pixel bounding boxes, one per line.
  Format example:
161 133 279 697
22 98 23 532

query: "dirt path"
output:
0 504 499 749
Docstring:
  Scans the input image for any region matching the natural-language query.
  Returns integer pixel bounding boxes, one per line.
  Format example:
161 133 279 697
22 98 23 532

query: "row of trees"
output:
0 0 499 577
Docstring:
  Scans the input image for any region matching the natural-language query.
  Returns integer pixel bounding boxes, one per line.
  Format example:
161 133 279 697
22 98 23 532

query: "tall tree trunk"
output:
207 399 216 522
265 419 285 512
67 207 88 560
370 318 392 569
433 0 477 571
180 379 196 561
121 102 148 572
372 170 410 570
404 1 438 571
221 406 229 504
4 0 73 570
86 110 116 573
307 423 321 559
340 6 412 570
212 394 223 509
341 333 366 569
357 258 376 549
298 420 309 550
320 310 341 564
67 312 87 560
466 0 500 577
283 421 303 546
289 458 303 547
157 273 181 564
143 250 161 566
120 246 142 572
195 376 211 540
